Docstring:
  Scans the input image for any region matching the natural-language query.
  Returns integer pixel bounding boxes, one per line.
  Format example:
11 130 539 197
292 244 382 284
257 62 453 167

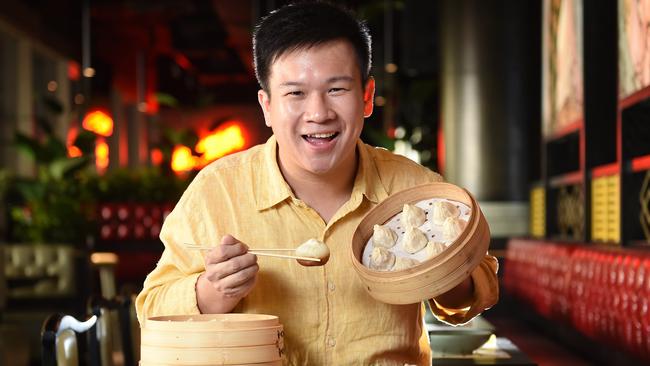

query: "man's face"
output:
258 40 374 178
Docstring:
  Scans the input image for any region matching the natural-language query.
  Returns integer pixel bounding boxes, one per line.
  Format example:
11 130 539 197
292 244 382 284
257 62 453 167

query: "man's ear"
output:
257 89 272 127
363 77 375 118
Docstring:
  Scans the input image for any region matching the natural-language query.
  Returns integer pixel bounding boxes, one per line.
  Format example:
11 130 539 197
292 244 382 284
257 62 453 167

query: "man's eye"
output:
286 91 304 96
329 87 348 94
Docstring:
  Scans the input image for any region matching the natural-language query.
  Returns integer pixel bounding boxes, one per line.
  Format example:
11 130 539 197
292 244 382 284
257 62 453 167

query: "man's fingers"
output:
221 234 247 249
205 242 250 264
199 236 258 302
221 273 258 298
205 253 258 280
220 263 259 289
205 262 259 297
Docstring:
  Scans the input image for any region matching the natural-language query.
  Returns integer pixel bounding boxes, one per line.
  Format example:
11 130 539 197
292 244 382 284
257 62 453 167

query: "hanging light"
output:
195 121 247 163
82 110 114 137
171 145 197 173
83 67 95 78
82 0 93 78
66 126 82 157
95 137 109 173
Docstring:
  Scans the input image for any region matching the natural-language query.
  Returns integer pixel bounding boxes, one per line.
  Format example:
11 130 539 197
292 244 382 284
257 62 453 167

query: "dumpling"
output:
393 257 420 271
431 201 460 225
295 238 330 266
372 224 397 248
369 247 396 271
442 217 467 241
401 227 428 254
425 241 446 259
402 203 426 227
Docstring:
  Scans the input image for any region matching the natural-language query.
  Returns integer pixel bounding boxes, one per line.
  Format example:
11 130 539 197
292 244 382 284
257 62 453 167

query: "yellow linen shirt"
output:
136 136 499 365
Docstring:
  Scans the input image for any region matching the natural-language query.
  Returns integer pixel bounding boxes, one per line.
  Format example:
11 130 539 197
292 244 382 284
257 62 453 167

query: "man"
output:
136 2 498 365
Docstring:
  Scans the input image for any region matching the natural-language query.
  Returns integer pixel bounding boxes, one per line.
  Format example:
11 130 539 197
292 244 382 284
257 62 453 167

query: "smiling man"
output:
258 39 373 222
136 2 498 365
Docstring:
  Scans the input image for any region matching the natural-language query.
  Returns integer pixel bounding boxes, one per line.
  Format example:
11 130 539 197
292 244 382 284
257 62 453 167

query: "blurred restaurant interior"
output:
0 0 649 365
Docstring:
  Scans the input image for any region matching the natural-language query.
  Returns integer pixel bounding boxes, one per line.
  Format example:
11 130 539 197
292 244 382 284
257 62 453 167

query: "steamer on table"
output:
350 182 491 305
140 314 283 365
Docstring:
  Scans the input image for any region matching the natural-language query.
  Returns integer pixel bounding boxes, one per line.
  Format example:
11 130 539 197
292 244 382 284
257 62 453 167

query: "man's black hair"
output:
252 1 372 93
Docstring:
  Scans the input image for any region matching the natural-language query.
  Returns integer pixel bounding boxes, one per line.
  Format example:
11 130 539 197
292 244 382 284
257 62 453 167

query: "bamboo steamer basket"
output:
350 182 490 305
140 314 284 366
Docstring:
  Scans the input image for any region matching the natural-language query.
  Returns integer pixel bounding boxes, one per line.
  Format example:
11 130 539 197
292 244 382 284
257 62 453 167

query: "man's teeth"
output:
307 133 336 138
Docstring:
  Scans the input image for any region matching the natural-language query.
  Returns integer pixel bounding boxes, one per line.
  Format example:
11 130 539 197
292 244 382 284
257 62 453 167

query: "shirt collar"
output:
254 136 294 211
254 136 389 211
352 139 389 204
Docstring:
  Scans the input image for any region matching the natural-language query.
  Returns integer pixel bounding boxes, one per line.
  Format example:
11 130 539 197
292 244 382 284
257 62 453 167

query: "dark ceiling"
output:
1 0 438 108
89 0 259 105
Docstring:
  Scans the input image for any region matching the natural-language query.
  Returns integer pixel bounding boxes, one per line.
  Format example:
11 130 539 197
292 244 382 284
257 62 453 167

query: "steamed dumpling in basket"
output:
401 227 428 254
442 217 467 241
393 257 420 271
402 203 426 228
431 201 460 226
370 247 396 271
372 224 397 249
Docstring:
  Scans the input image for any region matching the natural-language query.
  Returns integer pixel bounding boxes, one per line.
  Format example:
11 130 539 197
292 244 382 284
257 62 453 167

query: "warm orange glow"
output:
66 126 82 157
83 110 114 137
170 122 249 173
96 138 109 173
171 145 196 172
68 145 82 157
195 122 247 164
151 148 164 166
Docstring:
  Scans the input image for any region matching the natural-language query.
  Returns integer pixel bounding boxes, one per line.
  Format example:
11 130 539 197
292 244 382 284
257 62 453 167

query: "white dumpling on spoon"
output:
295 238 330 266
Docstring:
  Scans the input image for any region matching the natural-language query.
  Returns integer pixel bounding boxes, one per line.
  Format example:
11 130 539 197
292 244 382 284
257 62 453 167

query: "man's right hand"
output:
196 234 259 314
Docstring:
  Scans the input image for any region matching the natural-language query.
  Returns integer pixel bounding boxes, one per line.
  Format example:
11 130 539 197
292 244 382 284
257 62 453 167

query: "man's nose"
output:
303 93 333 123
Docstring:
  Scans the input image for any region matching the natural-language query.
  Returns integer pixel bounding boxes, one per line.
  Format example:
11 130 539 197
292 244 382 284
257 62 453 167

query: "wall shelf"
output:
591 163 619 178
546 120 583 141
630 154 650 173
619 85 650 109
549 171 583 187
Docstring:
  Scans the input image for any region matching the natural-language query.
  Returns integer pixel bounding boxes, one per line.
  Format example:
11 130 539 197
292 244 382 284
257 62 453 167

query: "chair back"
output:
41 313 97 366
5 245 75 298
88 296 137 366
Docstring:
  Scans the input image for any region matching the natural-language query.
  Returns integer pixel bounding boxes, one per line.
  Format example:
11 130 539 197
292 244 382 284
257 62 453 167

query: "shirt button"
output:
328 281 336 292
327 336 336 347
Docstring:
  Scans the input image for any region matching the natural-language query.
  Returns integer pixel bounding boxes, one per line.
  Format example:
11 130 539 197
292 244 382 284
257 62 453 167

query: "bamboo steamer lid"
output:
140 314 284 366
350 182 490 305
141 363 280 366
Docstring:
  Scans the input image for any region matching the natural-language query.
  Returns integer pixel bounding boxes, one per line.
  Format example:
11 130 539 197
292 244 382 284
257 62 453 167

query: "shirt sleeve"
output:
135 173 215 326
428 254 499 325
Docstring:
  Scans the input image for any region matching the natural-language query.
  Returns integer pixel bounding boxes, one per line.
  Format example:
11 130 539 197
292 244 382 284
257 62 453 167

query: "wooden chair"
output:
4 245 81 365
90 252 119 299
87 295 138 366
41 313 97 366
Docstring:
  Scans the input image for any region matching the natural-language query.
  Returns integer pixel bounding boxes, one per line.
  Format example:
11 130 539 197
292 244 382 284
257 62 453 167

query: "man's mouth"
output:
302 132 339 142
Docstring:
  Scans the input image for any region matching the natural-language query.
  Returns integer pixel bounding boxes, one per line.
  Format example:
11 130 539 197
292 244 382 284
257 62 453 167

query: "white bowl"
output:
429 329 492 354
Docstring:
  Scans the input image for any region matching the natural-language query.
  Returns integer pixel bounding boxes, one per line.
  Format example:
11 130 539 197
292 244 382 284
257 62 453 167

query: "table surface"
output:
426 315 536 366
431 336 537 365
